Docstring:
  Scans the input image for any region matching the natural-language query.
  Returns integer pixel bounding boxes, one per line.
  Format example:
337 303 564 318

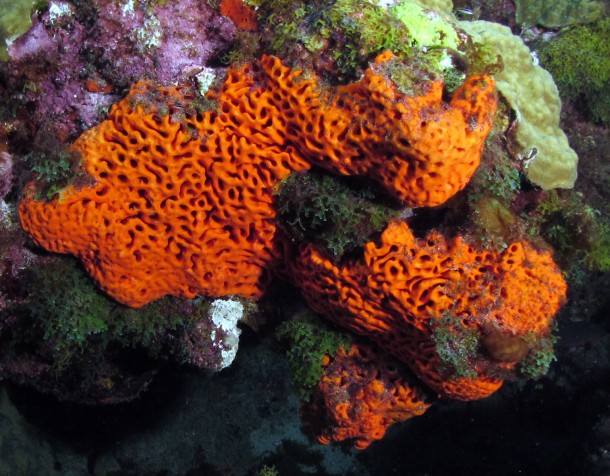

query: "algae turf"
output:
21 128 93 202
431 313 480 380
0 256 211 375
276 314 351 401
538 18 610 126
244 0 463 84
527 189 610 274
275 171 400 260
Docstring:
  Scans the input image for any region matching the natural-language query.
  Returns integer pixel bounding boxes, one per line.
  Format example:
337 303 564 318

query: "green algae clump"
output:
431 313 480 380
251 0 466 83
2 257 213 373
535 190 610 273
539 18 610 126
276 315 351 400
518 334 557 379
275 172 399 259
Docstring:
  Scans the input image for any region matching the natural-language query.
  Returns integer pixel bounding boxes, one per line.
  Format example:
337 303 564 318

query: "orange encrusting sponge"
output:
220 0 258 31
288 55 497 207
19 54 498 307
302 343 432 449
261 52 498 207
290 220 568 401
19 74 312 307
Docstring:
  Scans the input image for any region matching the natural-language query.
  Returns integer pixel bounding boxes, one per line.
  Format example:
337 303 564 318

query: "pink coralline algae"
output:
182 321 233 371
5 4 104 140
0 219 36 316
0 151 12 199
3 0 236 141
88 0 236 86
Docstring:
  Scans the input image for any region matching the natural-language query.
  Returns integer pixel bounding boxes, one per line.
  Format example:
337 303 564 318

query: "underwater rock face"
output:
3 0 235 140
89 0 236 86
0 151 12 199
0 0 585 453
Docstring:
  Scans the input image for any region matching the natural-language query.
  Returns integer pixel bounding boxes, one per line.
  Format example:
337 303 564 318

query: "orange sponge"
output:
260 53 498 207
19 77 311 306
302 343 431 449
220 0 258 31
19 54 498 307
290 220 567 400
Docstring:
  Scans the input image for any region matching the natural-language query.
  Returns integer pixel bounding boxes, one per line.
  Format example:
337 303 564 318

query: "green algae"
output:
246 0 465 83
431 313 479 381
1 256 211 373
276 314 351 401
275 171 399 260
539 18 610 126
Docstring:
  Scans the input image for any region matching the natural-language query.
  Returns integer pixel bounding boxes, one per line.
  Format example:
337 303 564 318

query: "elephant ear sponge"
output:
19 54 497 307
290 220 567 400
18 75 312 307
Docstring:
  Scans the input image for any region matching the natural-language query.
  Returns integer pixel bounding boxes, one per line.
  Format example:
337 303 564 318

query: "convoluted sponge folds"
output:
19 67 311 307
460 21 578 190
290 220 567 400
298 52 497 207
19 54 497 307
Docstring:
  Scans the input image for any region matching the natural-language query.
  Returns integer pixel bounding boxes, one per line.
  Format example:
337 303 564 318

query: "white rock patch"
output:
195 67 217 96
48 1 74 24
209 299 244 369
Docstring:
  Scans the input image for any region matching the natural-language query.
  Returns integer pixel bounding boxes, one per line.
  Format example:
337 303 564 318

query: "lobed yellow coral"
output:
460 21 578 190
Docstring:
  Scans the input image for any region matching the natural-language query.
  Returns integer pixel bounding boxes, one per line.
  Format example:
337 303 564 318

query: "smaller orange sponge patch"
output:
290 220 567 400
302 343 431 449
220 0 258 31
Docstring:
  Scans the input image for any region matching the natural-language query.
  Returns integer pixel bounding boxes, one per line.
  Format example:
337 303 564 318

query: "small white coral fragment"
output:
209 298 244 369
